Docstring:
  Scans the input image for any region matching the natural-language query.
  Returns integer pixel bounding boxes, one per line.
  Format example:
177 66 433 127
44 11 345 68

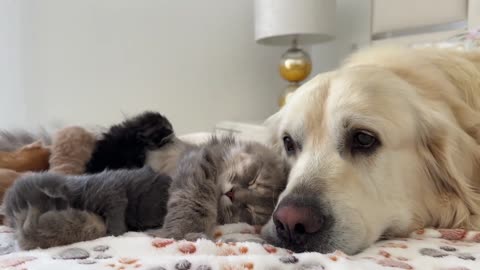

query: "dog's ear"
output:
263 110 284 154
419 112 480 228
450 104 480 145
263 71 336 155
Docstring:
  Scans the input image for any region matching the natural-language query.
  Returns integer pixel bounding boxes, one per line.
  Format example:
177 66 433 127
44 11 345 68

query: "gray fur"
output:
148 136 289 240
3 136 288 249
146 136 197 176
0 129 53 151
3 167 171 249
17 208 107 250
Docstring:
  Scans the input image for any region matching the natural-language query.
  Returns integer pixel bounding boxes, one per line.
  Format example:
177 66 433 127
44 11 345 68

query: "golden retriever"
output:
261 46 480 254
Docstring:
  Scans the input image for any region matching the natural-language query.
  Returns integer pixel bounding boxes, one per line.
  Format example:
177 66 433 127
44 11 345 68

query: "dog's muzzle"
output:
271 194 333 252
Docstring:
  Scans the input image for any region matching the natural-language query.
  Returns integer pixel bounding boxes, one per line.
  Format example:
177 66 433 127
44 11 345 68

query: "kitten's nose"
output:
273 205 323 243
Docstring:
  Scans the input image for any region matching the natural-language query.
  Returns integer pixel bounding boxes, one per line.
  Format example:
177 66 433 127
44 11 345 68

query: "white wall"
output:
1 0 285 134
310 0 372 75
0 0 27 126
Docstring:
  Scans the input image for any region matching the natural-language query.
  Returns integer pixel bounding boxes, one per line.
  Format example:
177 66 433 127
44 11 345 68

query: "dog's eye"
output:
352 130 378 152
283 135 296 156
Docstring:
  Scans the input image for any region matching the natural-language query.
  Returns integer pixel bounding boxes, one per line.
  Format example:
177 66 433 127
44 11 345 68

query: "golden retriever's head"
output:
261 54 480 254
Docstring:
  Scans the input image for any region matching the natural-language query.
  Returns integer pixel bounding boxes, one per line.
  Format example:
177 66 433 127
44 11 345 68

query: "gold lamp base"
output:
278 83 299 107
278 39 312 107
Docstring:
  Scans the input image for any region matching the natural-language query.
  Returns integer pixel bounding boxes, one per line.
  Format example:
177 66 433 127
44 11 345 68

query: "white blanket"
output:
1 224 480 270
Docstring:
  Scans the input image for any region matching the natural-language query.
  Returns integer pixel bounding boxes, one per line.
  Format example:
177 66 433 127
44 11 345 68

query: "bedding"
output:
0 224 479 270
411 27 480 50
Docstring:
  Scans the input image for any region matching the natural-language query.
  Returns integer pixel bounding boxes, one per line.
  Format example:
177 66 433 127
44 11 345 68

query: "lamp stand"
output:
278 38 312 107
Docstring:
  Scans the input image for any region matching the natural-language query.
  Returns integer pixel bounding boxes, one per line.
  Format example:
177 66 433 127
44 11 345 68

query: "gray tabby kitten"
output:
148 136 289 240
3 136 288 249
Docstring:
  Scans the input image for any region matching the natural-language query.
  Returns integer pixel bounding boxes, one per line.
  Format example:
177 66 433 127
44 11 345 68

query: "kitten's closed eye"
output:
248 169 262 186
239 160 262 186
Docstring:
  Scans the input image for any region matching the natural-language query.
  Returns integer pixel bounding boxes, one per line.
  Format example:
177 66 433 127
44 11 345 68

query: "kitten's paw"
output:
198 148 217 179
185 232 210 241
107 224 128 237
146 229 167 238
220 233 266 244
109 230 126 237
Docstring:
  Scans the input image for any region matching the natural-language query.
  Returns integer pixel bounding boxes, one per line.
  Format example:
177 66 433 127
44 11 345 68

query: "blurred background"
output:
0 0 478 134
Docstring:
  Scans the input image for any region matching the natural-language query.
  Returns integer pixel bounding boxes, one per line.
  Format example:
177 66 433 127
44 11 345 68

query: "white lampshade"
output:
255 0 335 46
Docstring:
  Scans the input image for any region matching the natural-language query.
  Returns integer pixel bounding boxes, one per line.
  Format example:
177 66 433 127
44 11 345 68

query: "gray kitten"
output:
148 136 289 240
3 167 171 249
3 136 288 249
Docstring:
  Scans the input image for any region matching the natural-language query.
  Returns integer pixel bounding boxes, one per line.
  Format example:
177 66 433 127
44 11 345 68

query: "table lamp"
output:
255 0 335 106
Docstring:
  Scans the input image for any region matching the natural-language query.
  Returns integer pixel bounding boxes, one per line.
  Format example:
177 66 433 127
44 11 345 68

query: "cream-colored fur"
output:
49 126 96 175
262 46 480 254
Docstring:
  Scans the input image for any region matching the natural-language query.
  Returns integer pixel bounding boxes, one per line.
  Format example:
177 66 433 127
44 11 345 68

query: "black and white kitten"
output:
85 111 174 173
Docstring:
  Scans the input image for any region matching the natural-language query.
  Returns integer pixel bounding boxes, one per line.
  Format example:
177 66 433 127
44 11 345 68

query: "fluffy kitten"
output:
3 167 171 249
3 136 288 249
49 126 97 175
148 136 289 240
85 111 174 173
0 111 174 173
0 141 50 172
0 129 51 152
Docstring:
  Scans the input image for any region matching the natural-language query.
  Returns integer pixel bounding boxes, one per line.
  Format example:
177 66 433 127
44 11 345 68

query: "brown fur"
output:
49 126 97 175
0 141 50 172
0 169 22 198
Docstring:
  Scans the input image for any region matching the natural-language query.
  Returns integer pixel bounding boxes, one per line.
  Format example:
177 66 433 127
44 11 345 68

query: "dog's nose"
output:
273 205 323 243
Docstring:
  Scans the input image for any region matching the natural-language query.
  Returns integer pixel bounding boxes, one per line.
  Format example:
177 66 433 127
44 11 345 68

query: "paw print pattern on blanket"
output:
2 225 480 269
